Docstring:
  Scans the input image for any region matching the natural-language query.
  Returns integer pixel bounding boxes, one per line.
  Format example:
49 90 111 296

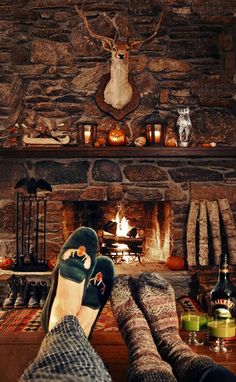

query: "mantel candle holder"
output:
77 123 97 146
145 112 166 146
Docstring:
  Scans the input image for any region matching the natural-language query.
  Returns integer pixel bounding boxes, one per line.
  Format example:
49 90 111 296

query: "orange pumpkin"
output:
0 256 13 270
47 256 57 271
108 125 126 146
166 255 185 271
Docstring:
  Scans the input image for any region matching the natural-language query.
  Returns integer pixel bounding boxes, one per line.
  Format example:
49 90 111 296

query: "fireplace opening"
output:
62 201 172 264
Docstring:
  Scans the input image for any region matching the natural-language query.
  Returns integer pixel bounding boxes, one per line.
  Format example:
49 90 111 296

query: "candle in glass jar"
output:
84 125 92 144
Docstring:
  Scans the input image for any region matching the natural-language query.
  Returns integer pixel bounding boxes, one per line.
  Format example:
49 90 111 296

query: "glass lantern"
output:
145 112 166 146
77 122 97 146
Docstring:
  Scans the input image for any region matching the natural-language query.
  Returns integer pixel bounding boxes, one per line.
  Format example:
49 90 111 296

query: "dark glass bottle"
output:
210 253 236 319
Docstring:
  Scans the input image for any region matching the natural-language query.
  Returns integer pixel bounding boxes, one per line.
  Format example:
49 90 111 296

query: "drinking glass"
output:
207 317 236 353
181 312 208 346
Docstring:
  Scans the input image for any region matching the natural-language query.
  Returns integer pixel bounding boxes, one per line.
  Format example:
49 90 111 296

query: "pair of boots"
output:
111 273 221 382
2 276 48 309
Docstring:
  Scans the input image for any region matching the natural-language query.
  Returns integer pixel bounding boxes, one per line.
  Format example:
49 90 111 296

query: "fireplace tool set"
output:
14 177 52 272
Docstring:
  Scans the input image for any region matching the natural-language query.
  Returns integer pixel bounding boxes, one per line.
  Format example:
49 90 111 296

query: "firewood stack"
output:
187 198 236 268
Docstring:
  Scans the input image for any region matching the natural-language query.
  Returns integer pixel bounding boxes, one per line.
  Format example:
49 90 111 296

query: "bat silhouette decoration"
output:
14 177 52 194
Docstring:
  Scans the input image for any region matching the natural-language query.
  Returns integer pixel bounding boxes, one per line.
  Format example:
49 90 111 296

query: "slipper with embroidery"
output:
82 255 115 338
41 226 99 332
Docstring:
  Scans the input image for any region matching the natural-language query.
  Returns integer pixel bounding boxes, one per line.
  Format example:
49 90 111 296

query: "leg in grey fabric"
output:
19 315 112 382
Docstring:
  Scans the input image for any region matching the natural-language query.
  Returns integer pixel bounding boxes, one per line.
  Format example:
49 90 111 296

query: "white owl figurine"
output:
176 107 192 147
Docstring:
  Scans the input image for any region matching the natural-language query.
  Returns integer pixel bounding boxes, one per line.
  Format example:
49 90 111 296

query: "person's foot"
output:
111 275 177 382
48 274 85 331
41 227 99 332
78 256 115 337
136 272 216 382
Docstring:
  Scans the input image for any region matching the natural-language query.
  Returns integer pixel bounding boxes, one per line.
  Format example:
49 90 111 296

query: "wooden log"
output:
218 199 236 264
102 234 143 245
187 200 200 267
206 200 222 265
199 200 208 266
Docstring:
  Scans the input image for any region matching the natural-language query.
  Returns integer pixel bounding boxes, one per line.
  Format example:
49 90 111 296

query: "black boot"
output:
14 277 29 309
38 281 48 308
28 281 39 308
2 275 19 309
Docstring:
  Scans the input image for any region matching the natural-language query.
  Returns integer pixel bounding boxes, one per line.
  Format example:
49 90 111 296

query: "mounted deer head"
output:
76 4 166 112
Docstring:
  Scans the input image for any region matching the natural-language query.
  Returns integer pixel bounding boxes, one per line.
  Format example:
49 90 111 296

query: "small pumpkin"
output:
0 256 13 270
47 256 57 271
108 124 126 146
166 255 185 271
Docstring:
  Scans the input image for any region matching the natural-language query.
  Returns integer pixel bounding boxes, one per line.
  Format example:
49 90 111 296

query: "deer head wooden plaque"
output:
76 4 166 120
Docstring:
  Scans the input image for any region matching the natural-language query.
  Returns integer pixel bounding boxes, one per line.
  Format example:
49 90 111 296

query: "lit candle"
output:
154 130 161 143
154 124 161 144
84 125 92 144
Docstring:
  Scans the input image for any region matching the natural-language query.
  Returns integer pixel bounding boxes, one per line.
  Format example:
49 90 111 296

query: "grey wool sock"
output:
136 272 216 382
111 275 177 382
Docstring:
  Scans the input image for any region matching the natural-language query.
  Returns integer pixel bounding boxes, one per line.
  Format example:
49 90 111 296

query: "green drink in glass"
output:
181 312 208 345
207 318 236 353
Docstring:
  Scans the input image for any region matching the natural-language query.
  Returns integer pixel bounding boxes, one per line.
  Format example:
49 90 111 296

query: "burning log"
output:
103 221 117 235
102 234 143 245
127 227 138 238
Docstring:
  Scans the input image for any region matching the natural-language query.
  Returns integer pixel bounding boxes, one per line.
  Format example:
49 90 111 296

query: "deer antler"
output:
129 9 166 50
75 5 116 49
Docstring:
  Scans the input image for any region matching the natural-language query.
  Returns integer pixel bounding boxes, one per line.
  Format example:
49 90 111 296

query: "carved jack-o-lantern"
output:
0 256 13 270
108 125 126 146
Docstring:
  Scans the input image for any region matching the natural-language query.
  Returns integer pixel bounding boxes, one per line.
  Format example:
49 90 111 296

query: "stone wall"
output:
0 0 236 146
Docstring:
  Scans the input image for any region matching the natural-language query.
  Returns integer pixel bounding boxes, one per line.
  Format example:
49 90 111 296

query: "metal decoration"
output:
14 178 52 271
176 107 192 147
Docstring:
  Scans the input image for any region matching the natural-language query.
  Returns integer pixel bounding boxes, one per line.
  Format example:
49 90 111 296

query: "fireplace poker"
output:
27 196 32 259
43 197 47 264
34 196 40 265
20 195 26 266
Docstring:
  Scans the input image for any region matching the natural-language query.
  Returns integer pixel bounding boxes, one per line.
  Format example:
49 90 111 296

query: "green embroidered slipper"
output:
82 256 115 338
41 226 98 332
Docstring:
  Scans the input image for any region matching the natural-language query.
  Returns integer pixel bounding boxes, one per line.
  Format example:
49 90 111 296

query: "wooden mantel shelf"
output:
0 146 236 159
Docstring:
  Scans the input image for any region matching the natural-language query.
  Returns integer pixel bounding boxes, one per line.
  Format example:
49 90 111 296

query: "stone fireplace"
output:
0 155 236 270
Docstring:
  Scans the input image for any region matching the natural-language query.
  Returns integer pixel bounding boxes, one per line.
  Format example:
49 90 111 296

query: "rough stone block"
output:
107 185 124 201
0 200 15 233
165 185 187 201
35 161 89 184
92 160 122 182
80 186 107 201
124 164 168 182
149 57 192 72
190 184 236 202
0 160 26 189
169 167 223 182
125 187 163 201
31 40 74 66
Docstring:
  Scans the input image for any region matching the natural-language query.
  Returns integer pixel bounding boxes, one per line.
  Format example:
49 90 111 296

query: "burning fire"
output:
115 210 130 237
115 211 131 263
